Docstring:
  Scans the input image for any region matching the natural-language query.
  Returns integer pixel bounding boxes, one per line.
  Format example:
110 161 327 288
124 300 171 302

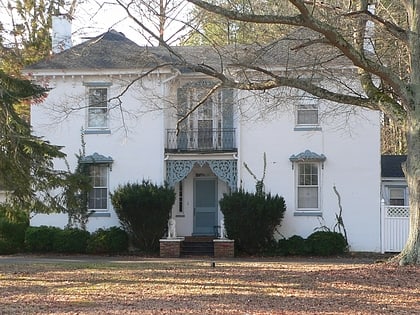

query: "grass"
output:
0 256 419 314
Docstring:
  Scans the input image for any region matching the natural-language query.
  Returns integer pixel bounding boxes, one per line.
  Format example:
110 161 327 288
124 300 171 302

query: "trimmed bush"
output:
307 231 348 256
284 235 311 256
25 226 61 252
53 228 90 253
87 227 129 254
111 180 175 252
219 189 286 254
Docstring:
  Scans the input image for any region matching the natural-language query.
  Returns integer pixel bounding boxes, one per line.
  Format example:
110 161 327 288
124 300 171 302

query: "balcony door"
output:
188 92 219 150
177 83 234 151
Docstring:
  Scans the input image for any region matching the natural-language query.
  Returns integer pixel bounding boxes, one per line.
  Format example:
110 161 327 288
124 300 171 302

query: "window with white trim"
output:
388 187 407 206
88 164 109 211
295 93 320 129
296 104 319 126
87 88 108 129
297 162 320 210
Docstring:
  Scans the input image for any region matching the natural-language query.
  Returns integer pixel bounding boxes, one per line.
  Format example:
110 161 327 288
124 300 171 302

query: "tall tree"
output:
117 0 420 264
0 70 66 219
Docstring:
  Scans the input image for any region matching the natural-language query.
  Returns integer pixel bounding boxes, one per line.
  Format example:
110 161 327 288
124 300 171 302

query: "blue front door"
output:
194 178 217 235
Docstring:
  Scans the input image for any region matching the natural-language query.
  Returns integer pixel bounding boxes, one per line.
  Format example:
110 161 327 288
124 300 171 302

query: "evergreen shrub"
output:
307 231 348 256
0 218 27 254
87 227 128 254
25 226 61 252
53 228 90 253
219 189 286 254
111 180 175 252
284 235 311 256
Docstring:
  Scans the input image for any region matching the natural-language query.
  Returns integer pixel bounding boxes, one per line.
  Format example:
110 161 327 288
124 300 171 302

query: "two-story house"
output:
27 24 382 252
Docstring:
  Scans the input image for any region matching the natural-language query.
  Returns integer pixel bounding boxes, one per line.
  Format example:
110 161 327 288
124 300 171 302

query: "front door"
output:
194 178 217 235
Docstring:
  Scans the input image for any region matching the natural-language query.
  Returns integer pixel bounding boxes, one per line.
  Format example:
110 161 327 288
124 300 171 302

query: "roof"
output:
381 155 407 178
26 28 351 73
27 30 172 70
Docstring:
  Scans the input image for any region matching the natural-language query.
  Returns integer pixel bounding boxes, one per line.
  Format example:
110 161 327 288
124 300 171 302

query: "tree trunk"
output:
395 0 420 265
396 112 420 265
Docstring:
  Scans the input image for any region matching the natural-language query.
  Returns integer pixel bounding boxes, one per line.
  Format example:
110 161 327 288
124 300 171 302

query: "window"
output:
178 180 183 213
389 187 406 206
296 104 319 125
290 150 325 214
87 88 108 128
88 164 109 211
295 93 320 130
297 163 319 209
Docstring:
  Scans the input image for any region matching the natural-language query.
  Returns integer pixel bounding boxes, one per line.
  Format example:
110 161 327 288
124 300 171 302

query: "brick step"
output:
184 236 216 242
181 241 214 256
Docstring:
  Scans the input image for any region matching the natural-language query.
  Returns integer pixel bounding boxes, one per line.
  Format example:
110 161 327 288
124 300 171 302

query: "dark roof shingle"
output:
381 155 407 178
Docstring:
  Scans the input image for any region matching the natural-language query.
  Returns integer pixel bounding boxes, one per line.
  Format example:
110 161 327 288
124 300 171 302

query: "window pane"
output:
298 187 318 208
298 163 318 185
88 165 108 210
88 108 107 128
389 188 405 206
389 188 404 199
297 104 318 125
88 188 107 210
89 88 107 108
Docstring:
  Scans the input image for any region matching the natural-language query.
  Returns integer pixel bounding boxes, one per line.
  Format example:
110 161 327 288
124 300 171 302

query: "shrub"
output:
219 189 286 254
25 226 61 252
307 231 348 256
284 235 311 256
53 228 90 253
87 227 129 254
0 218 27 254
111 180 175 252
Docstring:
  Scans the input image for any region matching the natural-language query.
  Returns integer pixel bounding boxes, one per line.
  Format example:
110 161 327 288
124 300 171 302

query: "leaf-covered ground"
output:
0 255 418 314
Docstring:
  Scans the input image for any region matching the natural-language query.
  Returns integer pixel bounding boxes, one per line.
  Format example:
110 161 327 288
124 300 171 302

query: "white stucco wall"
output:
30 72 167 232
30 71 382 252
237 90 381 252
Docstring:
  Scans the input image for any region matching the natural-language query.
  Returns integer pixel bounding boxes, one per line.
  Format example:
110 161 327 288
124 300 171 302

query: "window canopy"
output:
79 152 113 165
289 150 326 163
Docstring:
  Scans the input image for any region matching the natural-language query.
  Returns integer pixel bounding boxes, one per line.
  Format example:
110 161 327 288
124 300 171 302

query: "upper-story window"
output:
83 82 112 133
88 88 108 128
295 94 320 130
296 104 319 125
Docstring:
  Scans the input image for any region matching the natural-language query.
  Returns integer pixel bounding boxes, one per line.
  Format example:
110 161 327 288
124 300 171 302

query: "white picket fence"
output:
381 200 410 253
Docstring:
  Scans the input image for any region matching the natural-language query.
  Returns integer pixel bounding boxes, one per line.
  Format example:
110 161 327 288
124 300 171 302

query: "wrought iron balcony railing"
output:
166 128 236 152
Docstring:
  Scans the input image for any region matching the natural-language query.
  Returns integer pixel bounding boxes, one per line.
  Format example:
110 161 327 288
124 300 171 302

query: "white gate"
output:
381 201 410 253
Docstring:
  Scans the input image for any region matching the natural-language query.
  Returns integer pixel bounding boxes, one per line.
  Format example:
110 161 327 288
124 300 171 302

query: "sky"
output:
71 1 144 45
70 0 191 46
0 0 190 47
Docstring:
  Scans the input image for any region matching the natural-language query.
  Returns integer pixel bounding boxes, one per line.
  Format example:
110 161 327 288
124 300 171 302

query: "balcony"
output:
165 128 236 153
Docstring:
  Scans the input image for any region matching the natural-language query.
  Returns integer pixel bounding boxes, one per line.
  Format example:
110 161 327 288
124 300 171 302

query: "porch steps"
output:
181 236 215 257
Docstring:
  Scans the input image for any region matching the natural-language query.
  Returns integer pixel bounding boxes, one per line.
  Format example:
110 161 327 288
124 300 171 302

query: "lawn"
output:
0 255 419 314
